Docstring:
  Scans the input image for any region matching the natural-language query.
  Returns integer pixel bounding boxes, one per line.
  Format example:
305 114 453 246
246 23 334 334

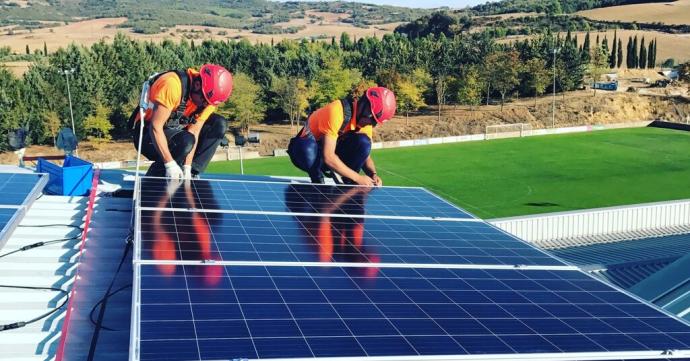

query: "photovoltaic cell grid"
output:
0 172 48 207
133 176 690 360
138 265 690 361
137 177 474 219
138 210 565 266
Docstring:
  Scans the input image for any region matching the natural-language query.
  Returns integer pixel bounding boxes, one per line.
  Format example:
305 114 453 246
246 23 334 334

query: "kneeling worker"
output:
288 87 396 186
132 64 233 179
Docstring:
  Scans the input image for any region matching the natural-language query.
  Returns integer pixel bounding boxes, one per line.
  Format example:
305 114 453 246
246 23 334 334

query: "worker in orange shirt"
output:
131 64 233 179
287 87 396 186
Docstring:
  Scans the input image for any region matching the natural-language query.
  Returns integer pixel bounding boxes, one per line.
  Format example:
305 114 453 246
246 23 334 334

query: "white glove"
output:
164 160 183 179
183 165 193 180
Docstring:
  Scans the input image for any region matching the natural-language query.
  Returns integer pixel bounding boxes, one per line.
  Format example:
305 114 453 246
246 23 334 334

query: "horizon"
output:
270 0 493 9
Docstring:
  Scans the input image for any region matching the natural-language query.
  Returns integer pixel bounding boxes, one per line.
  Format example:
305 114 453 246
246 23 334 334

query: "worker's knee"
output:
338 133 371 157
172 131 195 157
352 133 371 154
204 114 228 140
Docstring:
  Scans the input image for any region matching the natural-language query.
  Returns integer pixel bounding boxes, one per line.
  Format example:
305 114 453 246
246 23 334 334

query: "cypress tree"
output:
617 38 623 68
648 39 656 68
25 44 29 55
632 35 639 68
43 41 47 56
582 32 591 62
610 30 617 68
639 38 647 69
626 37 633 68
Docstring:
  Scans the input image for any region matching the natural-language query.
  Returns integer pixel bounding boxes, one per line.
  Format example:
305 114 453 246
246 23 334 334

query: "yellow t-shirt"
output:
305 100 372 141
143 68 217 125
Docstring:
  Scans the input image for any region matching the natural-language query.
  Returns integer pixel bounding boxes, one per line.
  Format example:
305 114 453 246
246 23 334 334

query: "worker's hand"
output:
183 165 193 180
165 178 182 197
356 175 375 187
371 174 383 187
164 160 184 179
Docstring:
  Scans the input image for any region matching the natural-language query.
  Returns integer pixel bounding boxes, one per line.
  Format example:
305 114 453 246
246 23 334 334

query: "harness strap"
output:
299 99 355 139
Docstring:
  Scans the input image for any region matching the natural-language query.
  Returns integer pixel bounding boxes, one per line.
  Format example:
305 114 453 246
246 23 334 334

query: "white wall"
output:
489 199 690 245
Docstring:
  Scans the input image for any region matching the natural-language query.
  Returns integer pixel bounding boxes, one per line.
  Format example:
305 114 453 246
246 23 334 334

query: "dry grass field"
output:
0 12 400 55
577 0 690 26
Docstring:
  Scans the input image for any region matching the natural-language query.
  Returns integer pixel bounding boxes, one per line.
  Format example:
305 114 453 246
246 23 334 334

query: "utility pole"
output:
552 49 556 128
59 68 77 155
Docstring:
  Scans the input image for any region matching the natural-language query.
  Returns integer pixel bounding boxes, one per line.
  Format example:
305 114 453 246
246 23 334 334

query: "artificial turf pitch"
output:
206 127 690 219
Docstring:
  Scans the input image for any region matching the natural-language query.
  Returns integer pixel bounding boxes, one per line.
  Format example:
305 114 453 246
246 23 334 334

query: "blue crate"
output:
36 155 93 196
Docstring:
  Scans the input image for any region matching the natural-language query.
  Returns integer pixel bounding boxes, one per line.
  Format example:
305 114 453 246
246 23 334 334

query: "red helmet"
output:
366 87 396 124
199 64 233 106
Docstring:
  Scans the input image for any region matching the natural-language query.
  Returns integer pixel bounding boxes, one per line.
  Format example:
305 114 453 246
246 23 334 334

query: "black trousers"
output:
288 132 372 183
133 114 228 176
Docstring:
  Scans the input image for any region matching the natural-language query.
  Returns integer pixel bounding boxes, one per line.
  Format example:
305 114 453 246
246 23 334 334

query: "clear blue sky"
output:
271 0 492 9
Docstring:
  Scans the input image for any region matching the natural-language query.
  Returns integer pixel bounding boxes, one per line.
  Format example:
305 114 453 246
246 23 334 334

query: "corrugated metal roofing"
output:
591 258 676 289
0 195 87 361
549 233 690 267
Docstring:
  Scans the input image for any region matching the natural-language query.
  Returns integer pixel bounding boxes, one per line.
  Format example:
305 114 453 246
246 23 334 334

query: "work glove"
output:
183 165 193 180
164 160 184 179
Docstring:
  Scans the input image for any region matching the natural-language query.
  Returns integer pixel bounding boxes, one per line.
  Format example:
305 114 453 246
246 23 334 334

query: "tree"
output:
582 32 591 63
310 57 361 108
25 45 29 55
271 76 310 130
626 36 634 68
83 102 112 141
486 50 520 111
609 30 617 68
639 37 647 69
523 58 550 107
43 42 47 56
587 46 609 96
220 73 266 136
456 65 482 110
647 39 655 69
395 76 425 124
617 38 624 69
632 35 639 68
43 111 61 145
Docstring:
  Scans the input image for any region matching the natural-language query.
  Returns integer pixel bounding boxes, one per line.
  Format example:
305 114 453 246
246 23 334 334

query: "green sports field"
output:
206 127 690 219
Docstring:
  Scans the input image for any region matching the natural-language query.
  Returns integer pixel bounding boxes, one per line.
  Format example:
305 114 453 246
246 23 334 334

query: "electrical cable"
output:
0 285 69 331
0 224 83 331
86 233 133 361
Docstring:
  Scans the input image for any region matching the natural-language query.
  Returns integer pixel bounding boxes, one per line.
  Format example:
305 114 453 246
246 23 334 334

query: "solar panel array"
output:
0 172 48 250
131 176 690 361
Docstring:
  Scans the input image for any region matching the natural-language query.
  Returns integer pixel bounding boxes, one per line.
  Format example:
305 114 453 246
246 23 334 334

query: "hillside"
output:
471 0 673 15
577 0 690 26
0 0 428 34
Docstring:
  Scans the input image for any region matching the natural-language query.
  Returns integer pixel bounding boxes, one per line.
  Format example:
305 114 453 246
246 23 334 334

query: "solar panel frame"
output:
136 176 476 220
131 263 690 361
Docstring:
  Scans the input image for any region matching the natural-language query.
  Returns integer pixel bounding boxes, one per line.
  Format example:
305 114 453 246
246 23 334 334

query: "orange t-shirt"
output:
305 100 373 141
142 68 217 124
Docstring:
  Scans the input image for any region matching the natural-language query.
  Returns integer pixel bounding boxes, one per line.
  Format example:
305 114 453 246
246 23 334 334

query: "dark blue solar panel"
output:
137 265 690 361
0 173 46 206
138 177 473 219
139 210 563 266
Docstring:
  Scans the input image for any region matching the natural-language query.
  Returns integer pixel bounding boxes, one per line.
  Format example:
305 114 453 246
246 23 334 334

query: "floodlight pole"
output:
60 68 78 156
552 48 560 129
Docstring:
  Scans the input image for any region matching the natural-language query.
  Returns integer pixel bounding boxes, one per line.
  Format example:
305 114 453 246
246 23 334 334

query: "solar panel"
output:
135 264 690 361
138 210 565 267
137 177 473 220
0 172 47 250
0 172 48 206
131 175 690 361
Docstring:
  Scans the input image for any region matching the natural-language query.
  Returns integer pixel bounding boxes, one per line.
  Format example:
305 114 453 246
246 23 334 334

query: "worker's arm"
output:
183 120 203 167
363 156 382 186
149 103 174 163
322 136 373 186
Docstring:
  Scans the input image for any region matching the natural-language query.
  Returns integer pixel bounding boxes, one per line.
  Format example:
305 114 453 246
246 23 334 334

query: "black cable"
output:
18 224 83 230
87 234 133 361
88 284 132 331
0 236 80 259
0 285 69 331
